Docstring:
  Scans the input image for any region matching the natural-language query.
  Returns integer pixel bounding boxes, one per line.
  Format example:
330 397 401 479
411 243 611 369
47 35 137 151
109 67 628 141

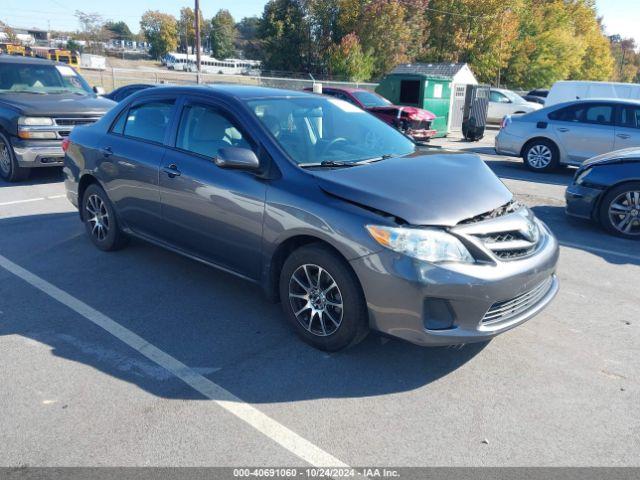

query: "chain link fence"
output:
81 67 379 94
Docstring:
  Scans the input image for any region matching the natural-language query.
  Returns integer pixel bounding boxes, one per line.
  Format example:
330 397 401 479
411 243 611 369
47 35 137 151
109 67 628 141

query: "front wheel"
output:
522 139 559 172
82 183 129 251
279 244 369 351
599 182 640 239
0 132 29 182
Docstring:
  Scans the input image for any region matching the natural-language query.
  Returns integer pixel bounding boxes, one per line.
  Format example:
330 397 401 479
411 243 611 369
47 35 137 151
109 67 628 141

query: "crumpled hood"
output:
311 151 513 226
0 93 116 116
368 105 436 121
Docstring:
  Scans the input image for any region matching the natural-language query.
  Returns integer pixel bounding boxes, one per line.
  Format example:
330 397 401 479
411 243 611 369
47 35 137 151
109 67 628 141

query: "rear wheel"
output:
522 139 559 172
82 183 129 251
279 244 368 351
599 182 640 239
0 132 29 182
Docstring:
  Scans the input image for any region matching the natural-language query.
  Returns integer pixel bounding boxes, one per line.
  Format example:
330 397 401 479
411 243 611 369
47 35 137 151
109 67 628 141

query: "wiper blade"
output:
300 160 357 168
353 154 395 165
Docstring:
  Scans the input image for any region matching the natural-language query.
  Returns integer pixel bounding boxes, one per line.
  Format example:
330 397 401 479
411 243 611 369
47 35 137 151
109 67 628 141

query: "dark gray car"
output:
63 85 559 351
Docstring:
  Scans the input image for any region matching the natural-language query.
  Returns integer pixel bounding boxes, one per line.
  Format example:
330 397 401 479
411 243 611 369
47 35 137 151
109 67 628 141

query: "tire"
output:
81 183 129 251
522 139 559 172
279 244 369 351
0 132 30 182
598 182 640 240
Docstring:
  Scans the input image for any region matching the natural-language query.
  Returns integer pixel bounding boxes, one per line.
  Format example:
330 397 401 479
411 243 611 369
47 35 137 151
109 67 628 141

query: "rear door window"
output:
549 103 613 125
619 106 640 129
123 100 174 144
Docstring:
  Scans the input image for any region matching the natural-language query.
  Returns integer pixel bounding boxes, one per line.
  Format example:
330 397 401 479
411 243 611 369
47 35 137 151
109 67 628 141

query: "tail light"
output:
500 115 512 129
61 137 70 152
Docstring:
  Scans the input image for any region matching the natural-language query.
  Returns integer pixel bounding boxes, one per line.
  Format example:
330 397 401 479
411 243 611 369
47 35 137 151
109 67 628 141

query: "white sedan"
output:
488 88 542 124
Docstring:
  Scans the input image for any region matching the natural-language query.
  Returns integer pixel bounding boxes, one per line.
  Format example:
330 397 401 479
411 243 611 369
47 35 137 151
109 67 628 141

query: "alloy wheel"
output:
85 194 110 241
608 190 640 236
527 144 552 169
0 141 11 176
288 264 343 337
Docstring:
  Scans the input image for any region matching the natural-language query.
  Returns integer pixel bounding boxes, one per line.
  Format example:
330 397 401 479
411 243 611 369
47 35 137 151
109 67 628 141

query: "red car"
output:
304 86 437 141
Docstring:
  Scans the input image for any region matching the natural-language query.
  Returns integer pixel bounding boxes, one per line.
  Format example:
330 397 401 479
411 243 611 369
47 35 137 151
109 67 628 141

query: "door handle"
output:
557 127 570 132
101 146 113 157
162 163 181 178
617 133 631 139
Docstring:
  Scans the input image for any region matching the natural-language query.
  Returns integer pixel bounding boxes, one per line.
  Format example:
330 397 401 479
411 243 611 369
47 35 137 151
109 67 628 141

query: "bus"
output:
30 47 80 69
0 43 28 56
165 53 190 71
183 56 261 75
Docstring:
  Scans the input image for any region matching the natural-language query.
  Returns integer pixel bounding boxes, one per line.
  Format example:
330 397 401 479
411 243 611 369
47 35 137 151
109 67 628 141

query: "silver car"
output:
496 98 640 171
488 88 541 124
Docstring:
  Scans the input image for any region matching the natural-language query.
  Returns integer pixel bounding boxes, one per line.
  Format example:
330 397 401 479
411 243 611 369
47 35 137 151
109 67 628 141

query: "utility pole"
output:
195 0 202 77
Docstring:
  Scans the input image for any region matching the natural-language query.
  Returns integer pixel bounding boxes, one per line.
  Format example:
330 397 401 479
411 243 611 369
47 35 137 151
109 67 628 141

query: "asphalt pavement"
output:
1 130 638 468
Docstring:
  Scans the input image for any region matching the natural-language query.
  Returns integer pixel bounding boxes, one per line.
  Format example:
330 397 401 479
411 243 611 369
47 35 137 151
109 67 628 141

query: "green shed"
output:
376 63 478 137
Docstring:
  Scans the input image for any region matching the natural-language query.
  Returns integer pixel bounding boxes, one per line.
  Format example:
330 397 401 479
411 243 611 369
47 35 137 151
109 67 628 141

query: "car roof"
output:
0 55 64 67
322 86 371 94
555 98 640 107
138 84 313 101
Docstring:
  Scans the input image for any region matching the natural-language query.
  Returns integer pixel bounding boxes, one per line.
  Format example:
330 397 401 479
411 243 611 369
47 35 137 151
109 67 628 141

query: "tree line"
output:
70 2 640 89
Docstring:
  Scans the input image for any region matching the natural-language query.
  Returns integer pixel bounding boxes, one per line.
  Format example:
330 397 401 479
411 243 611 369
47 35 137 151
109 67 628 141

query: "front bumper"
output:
349 230 559 346
407 128 437 141
565 183 602 220
12 139 64 168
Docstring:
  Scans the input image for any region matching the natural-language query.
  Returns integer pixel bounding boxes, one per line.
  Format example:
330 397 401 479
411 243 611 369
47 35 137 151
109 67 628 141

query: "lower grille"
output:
482 276 553 325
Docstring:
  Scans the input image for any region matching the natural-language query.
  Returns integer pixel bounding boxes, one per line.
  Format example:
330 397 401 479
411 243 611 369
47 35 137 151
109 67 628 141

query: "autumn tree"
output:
258 0 310 72
610 36 640 83
357 0 412 77
140 10 178 59
329 33 374 81
236 16 262 59
211 9 237 59
503 0 614 89
104 21 133 40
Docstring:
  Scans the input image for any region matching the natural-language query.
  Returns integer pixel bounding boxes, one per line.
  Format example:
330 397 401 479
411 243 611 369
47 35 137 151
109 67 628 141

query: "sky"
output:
2 0 639 46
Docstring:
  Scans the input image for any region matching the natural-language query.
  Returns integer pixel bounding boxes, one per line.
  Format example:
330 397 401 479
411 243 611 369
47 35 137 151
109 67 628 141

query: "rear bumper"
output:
565 183 602 220
349 229 559 346
12 139 64 168
495 130 524 157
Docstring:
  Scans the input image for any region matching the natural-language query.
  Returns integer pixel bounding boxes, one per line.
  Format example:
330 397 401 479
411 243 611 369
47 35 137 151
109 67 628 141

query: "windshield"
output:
0 63 92 95
246 96 415 165
352 90 392 108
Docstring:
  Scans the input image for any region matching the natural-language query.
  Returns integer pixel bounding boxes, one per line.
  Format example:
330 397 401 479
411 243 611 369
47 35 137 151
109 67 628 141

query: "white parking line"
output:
0 253 349 468
559 241 640 262
0 195 66 207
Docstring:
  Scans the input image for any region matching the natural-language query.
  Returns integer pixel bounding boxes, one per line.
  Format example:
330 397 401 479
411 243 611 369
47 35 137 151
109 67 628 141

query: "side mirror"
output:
214 147 260 170
93 86 105 95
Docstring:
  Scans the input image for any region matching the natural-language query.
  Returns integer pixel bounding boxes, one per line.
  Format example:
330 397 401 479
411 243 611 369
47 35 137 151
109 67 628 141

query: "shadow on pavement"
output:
0 212 488 404
531 205 640 266
0 167 64 188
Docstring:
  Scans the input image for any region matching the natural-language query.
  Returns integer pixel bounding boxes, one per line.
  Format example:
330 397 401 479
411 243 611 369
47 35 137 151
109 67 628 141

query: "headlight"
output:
366 225 474 263
18 117 54 126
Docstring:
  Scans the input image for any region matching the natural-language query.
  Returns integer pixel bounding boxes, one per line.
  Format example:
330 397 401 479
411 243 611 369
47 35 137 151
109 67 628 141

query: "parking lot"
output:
1 128 638 468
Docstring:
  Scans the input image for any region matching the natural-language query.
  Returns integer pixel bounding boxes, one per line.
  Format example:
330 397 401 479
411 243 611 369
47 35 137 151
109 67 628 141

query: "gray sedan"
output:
64 85 559 350
495 98 640 171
